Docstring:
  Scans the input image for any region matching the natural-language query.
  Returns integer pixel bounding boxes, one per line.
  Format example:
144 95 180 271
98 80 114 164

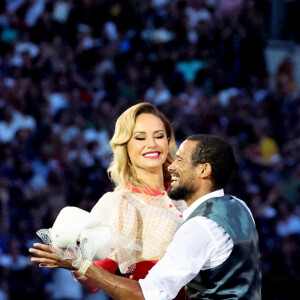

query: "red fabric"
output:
93 258 117 274
93 258 158 280
130 260 158 280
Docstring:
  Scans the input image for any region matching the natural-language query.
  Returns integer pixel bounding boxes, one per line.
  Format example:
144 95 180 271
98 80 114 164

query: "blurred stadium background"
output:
0 1 300 299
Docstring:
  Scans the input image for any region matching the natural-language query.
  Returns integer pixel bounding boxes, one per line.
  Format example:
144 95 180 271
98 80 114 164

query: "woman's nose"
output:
147 137 157 147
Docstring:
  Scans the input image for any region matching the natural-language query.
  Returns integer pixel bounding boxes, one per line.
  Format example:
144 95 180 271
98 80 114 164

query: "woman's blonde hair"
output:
108 102 177 191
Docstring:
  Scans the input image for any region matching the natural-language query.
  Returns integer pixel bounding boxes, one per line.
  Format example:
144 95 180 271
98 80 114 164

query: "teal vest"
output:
185 195 261 299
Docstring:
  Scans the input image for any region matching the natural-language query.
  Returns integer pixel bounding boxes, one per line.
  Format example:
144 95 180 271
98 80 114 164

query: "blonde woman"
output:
31 103 186 299
88 102 186 280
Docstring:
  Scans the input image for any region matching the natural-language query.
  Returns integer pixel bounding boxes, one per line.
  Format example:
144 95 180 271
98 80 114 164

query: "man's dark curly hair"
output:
187 134 238 189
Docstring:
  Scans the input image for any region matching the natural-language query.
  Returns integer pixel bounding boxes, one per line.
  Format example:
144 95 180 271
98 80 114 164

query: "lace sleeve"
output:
36 206 112 268
91 192 141 273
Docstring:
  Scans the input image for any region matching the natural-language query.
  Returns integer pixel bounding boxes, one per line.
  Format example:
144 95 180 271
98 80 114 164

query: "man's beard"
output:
168 185 193 201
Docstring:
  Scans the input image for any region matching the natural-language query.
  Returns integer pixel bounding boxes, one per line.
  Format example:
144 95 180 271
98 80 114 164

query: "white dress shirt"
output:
139 189 249 300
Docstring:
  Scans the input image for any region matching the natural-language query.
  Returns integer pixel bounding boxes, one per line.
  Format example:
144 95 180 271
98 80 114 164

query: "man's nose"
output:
168 161 176 172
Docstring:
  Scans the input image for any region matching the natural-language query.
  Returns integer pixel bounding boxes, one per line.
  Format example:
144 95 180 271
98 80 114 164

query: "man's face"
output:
167 140 198 201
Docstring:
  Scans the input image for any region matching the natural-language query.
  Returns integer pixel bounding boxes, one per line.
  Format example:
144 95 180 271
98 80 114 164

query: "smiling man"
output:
30 134 262 300
139 134 261 299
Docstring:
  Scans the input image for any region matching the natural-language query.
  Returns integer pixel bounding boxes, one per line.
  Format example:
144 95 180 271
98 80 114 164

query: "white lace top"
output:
90 189 187 273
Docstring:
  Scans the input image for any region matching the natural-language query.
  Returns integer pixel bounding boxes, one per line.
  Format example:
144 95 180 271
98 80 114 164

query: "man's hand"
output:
29 243 76 270
30 243 145 300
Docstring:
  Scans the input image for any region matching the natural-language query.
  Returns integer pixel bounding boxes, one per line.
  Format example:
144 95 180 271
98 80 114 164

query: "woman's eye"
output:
156 135 164 139
135 137 145 140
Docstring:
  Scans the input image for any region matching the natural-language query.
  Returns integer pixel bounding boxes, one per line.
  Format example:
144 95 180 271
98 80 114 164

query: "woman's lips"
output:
143 152 161 159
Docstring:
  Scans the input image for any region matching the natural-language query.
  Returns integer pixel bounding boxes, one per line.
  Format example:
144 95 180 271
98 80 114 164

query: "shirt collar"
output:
182 189 225 221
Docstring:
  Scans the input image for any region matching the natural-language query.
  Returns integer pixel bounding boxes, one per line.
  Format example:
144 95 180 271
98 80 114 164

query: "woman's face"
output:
127 113 169 174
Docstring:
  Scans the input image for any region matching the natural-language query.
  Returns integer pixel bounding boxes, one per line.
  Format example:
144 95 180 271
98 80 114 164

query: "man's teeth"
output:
171 176 179 181
144 152 159 157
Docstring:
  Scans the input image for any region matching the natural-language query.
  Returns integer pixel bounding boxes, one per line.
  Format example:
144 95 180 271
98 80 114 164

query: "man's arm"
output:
83 262 144 300
29 243 145 300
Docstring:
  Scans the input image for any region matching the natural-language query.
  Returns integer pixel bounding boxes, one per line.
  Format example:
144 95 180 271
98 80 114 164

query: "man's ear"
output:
198 163 212 179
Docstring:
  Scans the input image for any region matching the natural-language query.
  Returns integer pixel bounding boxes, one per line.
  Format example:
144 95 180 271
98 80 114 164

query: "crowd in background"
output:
0 0 300 299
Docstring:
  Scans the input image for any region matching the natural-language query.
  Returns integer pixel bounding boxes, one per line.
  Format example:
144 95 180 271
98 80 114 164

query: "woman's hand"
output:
29 243 76 270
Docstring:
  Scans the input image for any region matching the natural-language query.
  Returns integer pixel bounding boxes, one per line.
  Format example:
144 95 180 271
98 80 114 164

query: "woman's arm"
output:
91 192 138 274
